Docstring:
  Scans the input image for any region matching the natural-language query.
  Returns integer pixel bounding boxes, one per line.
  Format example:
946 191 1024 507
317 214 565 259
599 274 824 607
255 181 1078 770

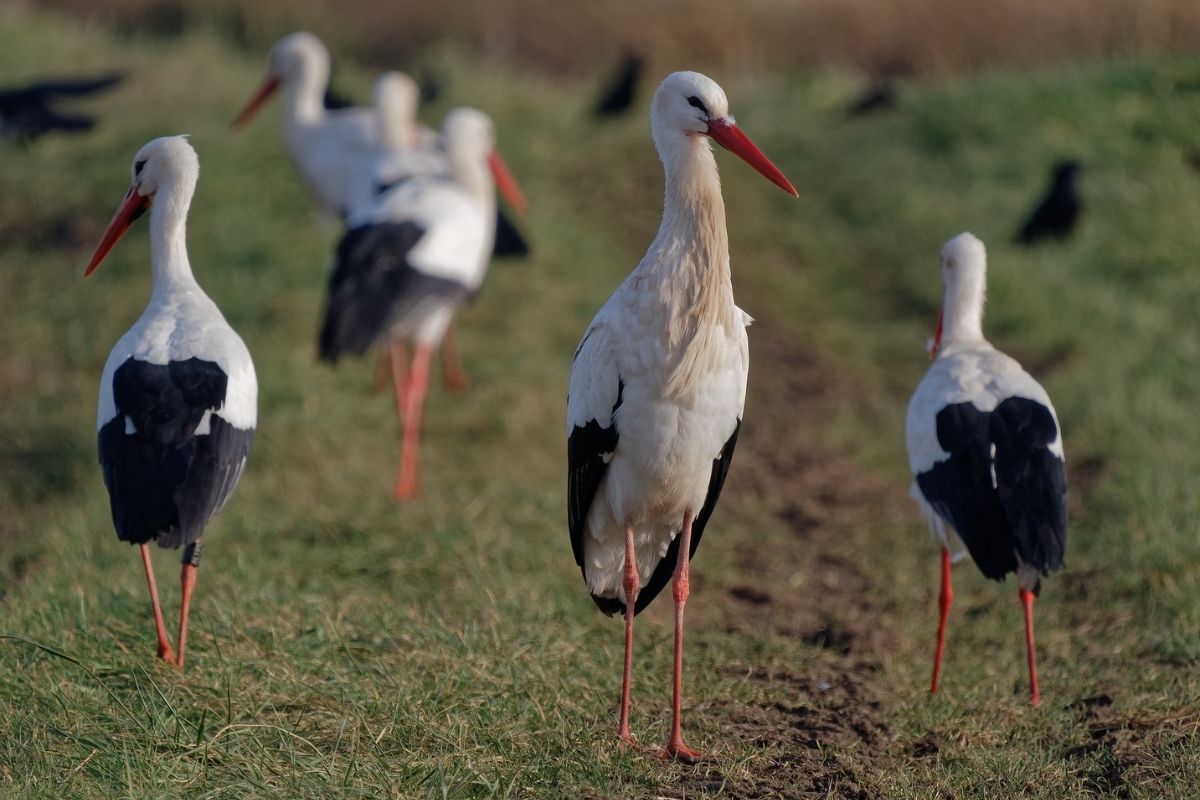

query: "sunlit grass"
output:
3 5 1200 797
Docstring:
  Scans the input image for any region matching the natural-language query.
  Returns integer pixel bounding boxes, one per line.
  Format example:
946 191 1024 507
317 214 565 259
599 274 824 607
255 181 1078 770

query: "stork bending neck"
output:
149 179 198 301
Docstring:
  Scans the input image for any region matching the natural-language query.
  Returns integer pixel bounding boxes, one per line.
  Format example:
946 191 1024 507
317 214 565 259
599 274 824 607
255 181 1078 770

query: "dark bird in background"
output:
417 68 444 105
1016 159 1083 246
593 53 644 118
0 73 122 140
844 79 897 118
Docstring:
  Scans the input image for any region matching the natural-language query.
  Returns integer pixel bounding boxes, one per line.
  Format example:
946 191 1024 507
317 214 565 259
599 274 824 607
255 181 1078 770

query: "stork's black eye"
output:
686 95 709 116
134 159 147 176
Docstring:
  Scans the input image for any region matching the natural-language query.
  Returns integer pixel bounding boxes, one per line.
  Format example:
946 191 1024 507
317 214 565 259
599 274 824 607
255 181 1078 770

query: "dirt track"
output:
660 319 912 798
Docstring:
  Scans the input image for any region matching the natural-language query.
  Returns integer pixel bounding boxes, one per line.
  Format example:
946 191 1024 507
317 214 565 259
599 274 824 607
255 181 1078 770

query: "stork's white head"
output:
129 135 199 199
85 136 198 276
233 32 329 128
266 32 329 82
930 232 988 358
442 107 527 214
650 71 797 197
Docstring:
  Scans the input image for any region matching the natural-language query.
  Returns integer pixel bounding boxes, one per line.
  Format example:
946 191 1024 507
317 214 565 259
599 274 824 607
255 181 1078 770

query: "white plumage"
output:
566 70 797 760
234 32 384 220
318 108 525 500
87 136 257 670
568 302 749 601
904 231 1067 706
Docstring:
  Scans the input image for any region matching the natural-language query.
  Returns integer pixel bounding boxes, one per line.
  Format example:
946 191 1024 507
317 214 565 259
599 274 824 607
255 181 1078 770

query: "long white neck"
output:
447 143 497 253
281 55 328 126
149 178 199 302
375 76 418 151
642 133 734 331
941 269 986 345
447 142 494 207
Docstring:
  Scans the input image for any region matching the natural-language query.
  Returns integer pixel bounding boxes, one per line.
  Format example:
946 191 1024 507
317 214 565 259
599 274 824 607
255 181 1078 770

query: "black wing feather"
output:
98 358 252 550
15 74 123 98
991 397 1068 574
318 221 473 361
568 380 623 571
916 399 1067 581
917 402 1020 579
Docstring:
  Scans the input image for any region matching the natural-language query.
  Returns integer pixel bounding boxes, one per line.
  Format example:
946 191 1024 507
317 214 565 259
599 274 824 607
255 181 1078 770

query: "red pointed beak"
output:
705 117 798 197
85 186 150 277
233 75 281 129
487 150 527 215
929 306 944 359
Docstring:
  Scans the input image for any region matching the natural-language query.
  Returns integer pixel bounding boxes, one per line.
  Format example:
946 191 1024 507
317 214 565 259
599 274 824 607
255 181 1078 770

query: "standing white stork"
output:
906 232 1067 706
567 71 797 761
233 31 378 220
318 108 526 500
87 136 257 669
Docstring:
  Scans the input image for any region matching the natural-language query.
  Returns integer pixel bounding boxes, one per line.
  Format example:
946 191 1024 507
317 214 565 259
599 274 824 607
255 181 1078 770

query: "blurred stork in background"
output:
318 108 526 500
233 32 377 221
233 32 531 257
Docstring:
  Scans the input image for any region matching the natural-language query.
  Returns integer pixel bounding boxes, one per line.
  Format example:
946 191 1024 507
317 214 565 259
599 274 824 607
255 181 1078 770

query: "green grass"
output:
4 5 1200 797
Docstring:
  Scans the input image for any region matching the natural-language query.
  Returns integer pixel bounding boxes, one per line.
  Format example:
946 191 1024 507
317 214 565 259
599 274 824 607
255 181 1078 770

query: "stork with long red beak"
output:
233 32 378 220
318 108 525 500
88 136 257 669
567 71 797 761
906 232 1068 706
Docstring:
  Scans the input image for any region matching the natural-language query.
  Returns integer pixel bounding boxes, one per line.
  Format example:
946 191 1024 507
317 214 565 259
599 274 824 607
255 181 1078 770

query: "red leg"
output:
1020 588 1041 707
441 326 468 393
388 342 410 417
140 544 175 663
618 523 638 744
175 544 201 669
393 343 432 500
660 511 705 763
931 548 953 694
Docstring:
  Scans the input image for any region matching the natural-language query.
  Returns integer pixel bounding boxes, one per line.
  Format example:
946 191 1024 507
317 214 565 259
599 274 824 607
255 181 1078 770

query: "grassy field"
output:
4 5 1200 798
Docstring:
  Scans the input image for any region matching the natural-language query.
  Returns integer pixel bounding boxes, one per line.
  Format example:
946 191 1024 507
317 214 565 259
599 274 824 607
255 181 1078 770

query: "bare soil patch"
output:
667 320 909 797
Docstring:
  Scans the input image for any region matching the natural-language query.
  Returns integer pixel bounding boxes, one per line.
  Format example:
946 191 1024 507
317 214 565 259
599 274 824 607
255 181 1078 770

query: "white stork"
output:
566 71 797 761
87 136 257 669
233 31 378 220
906 232 1068 706
317 108 526 500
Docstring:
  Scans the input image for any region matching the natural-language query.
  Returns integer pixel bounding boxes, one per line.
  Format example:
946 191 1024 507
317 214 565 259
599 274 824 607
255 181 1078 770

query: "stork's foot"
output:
157 642 176 663
658 740 707 764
